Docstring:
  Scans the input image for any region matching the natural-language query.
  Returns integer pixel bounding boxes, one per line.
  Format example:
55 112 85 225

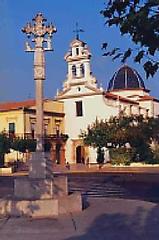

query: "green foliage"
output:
150 144 159 164
81 115 135 149
101 0 159 77
134 144 153 163
109 148 134 165
11 138 36 153
147 116 159 143
0 133 11 154
121 48 132 63
81 115 159 165
81 118 110 148
0 133 11 167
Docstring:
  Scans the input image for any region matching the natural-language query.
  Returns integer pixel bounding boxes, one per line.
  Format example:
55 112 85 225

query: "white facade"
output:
61 94 119 163
56 38 159 164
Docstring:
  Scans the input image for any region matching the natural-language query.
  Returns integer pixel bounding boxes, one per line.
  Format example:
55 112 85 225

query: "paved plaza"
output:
1 170 159 239
0 197 159 240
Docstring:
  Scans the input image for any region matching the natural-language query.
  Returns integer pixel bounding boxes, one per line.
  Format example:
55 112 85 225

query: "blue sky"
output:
0 0 159 102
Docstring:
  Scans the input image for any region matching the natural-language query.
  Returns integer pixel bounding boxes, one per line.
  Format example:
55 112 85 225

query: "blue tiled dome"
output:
107 65 145 91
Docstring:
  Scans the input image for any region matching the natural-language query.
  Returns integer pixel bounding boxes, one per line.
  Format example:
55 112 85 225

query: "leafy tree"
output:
147 117 159 143
11 138 36 153
101 0 159 77
81 116 130 149
81 116 130 163
81 119 110 164
82 119 108 149
0 133 11 167
81 115 159 164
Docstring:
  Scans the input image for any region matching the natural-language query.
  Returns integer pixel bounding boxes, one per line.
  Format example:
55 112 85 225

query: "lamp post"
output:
22 12 56 152
22 13 56 178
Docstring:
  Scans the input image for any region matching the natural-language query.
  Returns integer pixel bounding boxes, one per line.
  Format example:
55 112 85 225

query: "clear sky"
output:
0 0 159 102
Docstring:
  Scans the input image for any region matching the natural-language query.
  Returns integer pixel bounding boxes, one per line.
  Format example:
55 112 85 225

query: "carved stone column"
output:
22 13 56 179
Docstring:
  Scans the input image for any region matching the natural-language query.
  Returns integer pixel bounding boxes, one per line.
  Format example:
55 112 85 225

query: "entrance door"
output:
56 144 61 164
76 145 85 163
76 146 82 163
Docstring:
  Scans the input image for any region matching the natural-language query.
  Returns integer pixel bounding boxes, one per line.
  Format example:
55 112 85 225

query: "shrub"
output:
109 148 134 166
151 144 159 164
0 133 11 167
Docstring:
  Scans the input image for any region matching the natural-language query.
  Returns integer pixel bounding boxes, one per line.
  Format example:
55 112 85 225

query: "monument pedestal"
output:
0 152 82 218
14 175 68 200
29 151 52 179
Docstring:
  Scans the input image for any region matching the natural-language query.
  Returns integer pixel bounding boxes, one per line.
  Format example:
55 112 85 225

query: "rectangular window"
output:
44 124 48 136
76 47 79 55
9 122 15 135
31 123 35 139
76 101 83 117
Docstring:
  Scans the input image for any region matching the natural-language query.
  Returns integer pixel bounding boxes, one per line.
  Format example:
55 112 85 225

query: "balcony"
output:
5 132 69 142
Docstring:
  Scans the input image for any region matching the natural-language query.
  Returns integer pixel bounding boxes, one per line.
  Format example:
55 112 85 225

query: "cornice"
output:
56 91 103 100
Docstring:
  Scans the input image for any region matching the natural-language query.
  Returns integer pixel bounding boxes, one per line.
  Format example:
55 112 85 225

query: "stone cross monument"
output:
22 13 56 178
0 13 82 219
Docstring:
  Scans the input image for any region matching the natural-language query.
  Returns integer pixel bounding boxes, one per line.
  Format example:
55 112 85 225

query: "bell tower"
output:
60 24 97 92
66 39 89 76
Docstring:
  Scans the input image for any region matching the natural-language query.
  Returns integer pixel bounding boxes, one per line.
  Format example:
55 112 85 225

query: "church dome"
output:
107 65 145 91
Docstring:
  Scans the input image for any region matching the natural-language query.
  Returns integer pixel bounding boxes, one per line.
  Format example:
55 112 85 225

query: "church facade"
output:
56 37 159 165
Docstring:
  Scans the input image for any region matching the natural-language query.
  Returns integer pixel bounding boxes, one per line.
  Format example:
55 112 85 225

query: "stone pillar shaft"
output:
34 48 45 152
35 79 43 151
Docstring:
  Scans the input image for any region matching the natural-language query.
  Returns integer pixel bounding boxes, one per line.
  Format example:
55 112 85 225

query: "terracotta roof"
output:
105 92 138 105
139 96 159 102
0 99 35 111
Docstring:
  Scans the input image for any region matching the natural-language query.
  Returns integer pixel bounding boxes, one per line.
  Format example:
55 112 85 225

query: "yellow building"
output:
0 99 66 165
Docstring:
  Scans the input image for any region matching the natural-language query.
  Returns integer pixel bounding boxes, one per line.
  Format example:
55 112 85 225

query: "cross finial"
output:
73 22 84 40
22 13 56 39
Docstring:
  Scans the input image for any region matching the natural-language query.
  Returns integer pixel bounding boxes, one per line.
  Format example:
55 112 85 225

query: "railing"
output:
4 132 69 142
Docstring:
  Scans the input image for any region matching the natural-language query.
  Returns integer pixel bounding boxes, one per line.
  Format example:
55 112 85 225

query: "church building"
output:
56 37 159 165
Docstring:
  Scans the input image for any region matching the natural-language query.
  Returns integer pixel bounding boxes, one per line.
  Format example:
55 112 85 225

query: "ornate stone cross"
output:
22 13 56 152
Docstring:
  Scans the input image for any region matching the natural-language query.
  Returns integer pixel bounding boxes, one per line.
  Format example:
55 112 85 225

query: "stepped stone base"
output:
58 192 82 215
14 176 68 200
0 199 58 218
0 175 82 218
0 152 83 218
0 192 82 218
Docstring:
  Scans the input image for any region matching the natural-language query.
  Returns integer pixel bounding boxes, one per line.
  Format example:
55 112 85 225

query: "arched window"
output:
72 65 76 78
80 64 85 77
